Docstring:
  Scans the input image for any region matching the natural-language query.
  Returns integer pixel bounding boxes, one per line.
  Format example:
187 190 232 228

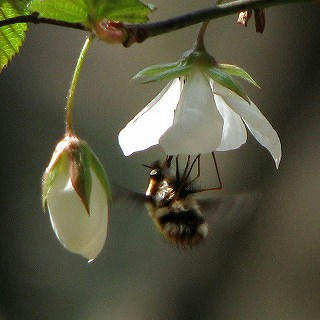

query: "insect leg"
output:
188 152 222 193
183 154 201 189
212 152 222 190
165 155 173 168
175 155 180 183
180 155 191 183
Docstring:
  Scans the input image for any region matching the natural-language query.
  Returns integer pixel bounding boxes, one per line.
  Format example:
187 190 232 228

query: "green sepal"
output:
70 141 93 215
0 0 29 72
205 67 250 103
82 142 112 204
215 0 232 4
133 62 191 83
218 64 260 88
28 0 89 24
88 0 155 23
41 152 69 211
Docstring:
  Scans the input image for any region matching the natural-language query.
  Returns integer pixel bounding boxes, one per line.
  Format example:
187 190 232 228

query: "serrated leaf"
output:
206 67 250 103
88 0 155 23
42 153 68 211
0 0 29 71
134 63 191 83
82 142 112 204
29 0 88 23
218 64 260 88
70 142 93 215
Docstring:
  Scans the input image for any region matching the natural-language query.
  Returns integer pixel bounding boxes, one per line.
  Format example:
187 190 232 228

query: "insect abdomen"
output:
157 208 208 247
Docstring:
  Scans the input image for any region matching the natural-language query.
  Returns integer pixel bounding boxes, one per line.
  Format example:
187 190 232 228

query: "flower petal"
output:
214 82 281 167
213 86 247 151
160 72 223 155
47 169 108 260
118 79 181 156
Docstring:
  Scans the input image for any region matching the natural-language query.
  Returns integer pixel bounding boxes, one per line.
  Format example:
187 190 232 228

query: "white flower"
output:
119 69 281 168
42 135 111 260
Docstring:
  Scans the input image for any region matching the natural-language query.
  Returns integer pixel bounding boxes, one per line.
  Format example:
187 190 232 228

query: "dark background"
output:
0 1 320 319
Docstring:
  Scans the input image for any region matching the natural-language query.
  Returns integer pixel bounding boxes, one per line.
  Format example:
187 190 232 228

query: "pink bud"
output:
94 20 127 44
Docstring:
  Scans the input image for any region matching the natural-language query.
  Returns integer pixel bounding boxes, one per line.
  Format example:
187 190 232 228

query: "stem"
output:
0 12 88 31
65 34 94 134
194 21 209 50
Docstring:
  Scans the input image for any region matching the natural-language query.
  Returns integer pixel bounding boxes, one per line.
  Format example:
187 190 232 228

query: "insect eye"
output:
150 169 161 179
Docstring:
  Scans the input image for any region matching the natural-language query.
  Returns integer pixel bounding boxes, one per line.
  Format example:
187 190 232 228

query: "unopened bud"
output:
42 134 111 260
94 20 127 44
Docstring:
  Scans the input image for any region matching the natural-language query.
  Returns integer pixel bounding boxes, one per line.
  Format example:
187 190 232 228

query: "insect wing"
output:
111 184 145 211
197 191 260 235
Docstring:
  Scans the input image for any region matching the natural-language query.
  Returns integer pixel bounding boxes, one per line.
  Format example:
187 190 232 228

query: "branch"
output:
123 0 313 46
0 12 88 31
0 0 313 45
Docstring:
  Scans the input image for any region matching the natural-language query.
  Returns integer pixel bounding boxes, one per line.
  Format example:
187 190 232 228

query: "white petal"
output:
213 90 247 151
159 72 223 155
118 79 181 156
214 82 281 168
47 168 108 260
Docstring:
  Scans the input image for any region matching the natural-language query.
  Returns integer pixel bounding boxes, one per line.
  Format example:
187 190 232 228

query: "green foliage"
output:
133 62 191 83
218 64 260 88
28 0 89 24
0 0 29 71
206 67 250 103
88 0 155 23
28 0 154 25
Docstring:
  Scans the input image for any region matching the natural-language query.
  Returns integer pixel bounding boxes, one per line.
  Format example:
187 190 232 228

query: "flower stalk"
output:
194 21 209 51
65 34 94 134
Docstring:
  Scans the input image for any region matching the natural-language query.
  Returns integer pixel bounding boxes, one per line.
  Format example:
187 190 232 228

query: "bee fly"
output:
144 153 222 247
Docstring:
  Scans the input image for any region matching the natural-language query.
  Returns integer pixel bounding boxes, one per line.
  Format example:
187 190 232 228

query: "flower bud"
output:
42 134 111 261
93 20 127 44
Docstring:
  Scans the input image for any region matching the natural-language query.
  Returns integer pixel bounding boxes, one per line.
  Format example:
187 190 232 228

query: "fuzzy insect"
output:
144 154 222 247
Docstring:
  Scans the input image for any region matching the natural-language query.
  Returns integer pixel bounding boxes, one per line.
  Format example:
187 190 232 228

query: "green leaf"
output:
88 0 155 23
0 0 29 72
206 67 250 103
218 64 260 88
42 153 68 211
28 0 89 23
82 142 112 204
133 63 191 83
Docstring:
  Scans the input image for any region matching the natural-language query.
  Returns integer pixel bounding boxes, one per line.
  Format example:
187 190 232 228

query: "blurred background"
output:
1 1 320 319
